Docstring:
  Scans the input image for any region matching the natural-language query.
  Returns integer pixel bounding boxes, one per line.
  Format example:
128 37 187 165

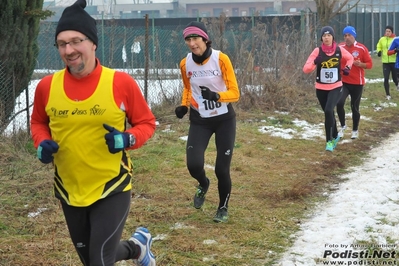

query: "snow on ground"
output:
6 75 399 265
252 102 399 265
275 132 399 265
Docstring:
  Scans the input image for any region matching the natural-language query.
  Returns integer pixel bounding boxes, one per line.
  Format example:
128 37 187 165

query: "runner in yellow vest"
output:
30 0 156 265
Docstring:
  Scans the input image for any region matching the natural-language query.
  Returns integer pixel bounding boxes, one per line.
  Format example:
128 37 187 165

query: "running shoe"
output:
213 207 228 223
325 141 334 152
338 125 346 138
332 135 340 149
193 178 209 209
351 130 359 139
130 227 156 266
386 95 391 100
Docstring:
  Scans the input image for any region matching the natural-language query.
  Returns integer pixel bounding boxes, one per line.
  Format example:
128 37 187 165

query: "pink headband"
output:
183 26 209 40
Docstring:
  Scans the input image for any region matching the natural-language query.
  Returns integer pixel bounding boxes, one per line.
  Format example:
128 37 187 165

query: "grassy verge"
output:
1 56 399 265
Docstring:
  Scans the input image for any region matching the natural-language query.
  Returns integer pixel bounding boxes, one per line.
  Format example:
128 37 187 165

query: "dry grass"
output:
2 56 399 265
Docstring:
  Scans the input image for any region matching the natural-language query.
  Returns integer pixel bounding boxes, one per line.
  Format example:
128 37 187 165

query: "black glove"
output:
395 48 399 53
175 106 188 119
103 123 131 154
314 55 322 65
200 86 219 101
377 51 382 57
37 140 59 164
342 66 350 76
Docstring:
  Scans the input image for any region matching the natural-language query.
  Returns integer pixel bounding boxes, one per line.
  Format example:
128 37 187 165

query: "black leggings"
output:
382 63 398 96
336 83 364 131
316 87 342 142
61 191 138 266
186 117 236 209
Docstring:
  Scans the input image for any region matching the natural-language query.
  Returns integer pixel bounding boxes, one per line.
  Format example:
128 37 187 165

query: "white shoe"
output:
130 227 156 266
338 125 347 138
351 130 358 139
386 95 392 100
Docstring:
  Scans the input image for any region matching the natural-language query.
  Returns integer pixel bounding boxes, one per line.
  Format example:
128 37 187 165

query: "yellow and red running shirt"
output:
31 59 156 206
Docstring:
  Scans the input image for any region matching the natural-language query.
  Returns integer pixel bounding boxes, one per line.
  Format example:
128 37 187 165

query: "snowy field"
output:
6 74 399 265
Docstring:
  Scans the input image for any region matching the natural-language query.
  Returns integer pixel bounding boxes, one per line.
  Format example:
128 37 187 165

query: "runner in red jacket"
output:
337 26 373 140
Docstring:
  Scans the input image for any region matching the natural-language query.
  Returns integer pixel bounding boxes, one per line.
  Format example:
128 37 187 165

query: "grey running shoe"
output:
351 130 359 139
193 178 209 209
213 207 228 223
338 125 346 138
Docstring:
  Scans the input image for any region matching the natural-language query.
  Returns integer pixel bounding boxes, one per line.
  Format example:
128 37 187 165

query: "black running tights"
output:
61 191 139 266
382 63 398 96
186 117 236 209
336 83 364 131
316 87 342 142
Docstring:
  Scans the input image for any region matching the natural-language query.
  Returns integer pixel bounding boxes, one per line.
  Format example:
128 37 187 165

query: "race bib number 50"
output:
320 68 338 83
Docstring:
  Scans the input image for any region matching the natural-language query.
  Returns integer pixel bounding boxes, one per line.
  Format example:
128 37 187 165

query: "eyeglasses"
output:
55 37 89 49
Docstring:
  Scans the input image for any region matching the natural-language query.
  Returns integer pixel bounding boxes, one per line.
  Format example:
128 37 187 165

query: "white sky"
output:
14 76 399 264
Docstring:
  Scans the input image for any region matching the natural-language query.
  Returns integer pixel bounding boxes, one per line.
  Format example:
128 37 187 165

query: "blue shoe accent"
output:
130 227 156 266
332 135 340 149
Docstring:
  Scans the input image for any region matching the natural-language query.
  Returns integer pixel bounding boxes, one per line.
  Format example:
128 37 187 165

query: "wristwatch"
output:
128 134 136 147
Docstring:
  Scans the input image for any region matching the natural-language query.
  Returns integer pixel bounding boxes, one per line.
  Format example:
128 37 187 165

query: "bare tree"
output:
314 0 361 25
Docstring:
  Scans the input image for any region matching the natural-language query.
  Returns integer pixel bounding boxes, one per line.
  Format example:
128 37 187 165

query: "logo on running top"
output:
321 58 339 68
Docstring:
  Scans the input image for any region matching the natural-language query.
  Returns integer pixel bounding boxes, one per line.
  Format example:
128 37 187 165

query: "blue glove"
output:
314 55 322 65
342 66 350 76
200 86 219 101
37 140 59 164
103 123 130 154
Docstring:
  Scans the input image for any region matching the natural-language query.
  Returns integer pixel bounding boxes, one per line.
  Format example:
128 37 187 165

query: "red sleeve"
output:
30 75 53 148
113 71 156 149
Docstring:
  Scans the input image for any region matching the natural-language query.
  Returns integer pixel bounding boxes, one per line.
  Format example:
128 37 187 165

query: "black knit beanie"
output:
320 26 335 41
55 0 98 47
386 25 394 32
